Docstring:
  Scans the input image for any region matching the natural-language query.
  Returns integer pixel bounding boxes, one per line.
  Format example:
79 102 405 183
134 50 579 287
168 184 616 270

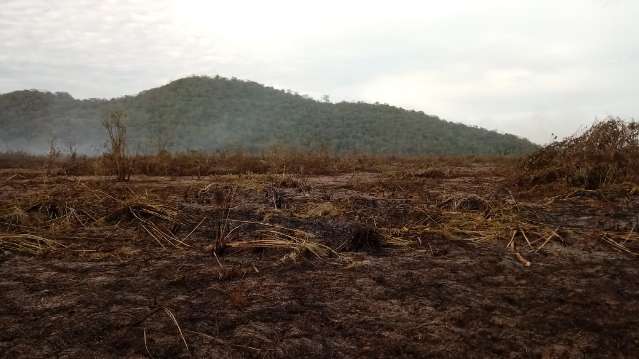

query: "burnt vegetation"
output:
517 118 639 190
0 118 638 357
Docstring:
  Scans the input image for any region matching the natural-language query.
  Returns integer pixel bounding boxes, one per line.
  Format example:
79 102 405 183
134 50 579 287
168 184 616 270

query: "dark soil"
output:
1 164 638 358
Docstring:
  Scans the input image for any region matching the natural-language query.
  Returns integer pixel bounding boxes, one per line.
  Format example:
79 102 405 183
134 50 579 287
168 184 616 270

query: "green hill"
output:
0 75 538 155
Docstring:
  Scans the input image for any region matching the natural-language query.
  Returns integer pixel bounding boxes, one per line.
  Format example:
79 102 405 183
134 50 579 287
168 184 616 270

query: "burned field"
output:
1 129 639 358
0 164 637 358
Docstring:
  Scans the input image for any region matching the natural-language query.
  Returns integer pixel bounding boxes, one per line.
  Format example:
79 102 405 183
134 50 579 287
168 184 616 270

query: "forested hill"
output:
0 76 538 155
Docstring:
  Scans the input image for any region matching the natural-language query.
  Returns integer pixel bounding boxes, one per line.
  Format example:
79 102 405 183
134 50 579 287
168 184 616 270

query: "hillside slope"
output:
0 76 538 155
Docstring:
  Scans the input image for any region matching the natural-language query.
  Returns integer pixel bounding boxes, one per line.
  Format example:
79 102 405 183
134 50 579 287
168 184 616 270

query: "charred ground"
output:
1 149 638 358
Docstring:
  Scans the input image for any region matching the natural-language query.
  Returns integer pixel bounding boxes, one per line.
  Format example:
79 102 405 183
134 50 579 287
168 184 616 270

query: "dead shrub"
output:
46 137 61 176
26 199 66 220
516 118 639 189
102 110 131 181
264 186 286 209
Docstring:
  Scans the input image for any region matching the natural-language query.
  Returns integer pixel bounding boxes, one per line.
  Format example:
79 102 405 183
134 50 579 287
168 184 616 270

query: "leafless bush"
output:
102 110 131 181
517 118 639 189
46 137 61 176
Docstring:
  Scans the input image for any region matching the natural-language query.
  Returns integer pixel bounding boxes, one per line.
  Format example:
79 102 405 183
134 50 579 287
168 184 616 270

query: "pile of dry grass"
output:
26 198 68 220
439 194 492 213
221 221 338 262
1 191 97 231
517 118 639 189
104 201 177 224
102 192 187 248
302 202 341 218
0 234 65 254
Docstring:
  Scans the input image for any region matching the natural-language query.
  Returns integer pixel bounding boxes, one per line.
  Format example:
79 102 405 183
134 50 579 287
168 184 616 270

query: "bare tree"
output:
46 137 61 176
102 110 131 181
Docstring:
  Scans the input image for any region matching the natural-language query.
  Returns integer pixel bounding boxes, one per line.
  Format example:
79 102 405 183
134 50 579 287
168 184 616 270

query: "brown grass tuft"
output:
439 194 492 213
0 234 65 254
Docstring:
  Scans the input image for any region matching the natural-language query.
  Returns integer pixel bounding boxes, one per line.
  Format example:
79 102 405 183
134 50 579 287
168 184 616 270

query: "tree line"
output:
0 75 538 155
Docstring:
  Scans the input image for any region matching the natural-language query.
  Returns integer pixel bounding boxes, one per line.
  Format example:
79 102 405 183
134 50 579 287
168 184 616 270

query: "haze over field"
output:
0 76 539 155
2 0 638 144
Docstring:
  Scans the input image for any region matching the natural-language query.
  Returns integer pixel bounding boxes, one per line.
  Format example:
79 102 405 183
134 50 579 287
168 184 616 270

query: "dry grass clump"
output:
104 201 177 224
517 118 639 190
439 194 492 213
4 183 198 250
226 235 333 262
26 198 68 220
302 202 341 218
0 234 65 254
221 221 338 262
103 193 186 248
0 206 28 228
2 192 96 231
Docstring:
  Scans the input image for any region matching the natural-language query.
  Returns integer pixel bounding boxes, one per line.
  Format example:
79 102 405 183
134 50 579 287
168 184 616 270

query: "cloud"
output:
1 0 638 143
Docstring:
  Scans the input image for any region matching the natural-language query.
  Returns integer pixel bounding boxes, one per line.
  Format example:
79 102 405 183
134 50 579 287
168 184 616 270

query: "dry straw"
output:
518 118 639 189
0 234 65 254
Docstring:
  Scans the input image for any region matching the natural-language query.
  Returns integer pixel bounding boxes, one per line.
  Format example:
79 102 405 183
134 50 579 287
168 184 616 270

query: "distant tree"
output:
46 137 60 176
102 110 130 181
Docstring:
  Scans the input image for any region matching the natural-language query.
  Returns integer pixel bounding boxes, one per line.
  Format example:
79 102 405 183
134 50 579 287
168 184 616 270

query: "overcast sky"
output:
1 0 637 143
